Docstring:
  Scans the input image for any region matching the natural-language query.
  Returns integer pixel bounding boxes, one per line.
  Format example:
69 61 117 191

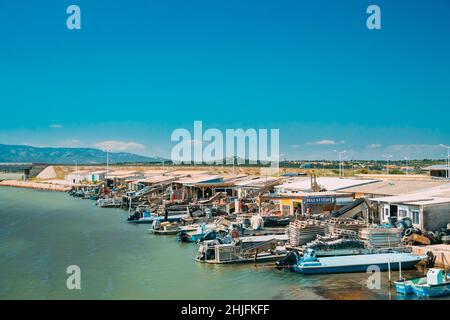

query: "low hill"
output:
0 144 165 164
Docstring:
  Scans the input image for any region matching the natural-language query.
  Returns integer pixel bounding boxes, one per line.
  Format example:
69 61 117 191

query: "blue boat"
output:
394 277 427 295
284 249 427 274
411 269 450 298
177 223 215 242
127 211 185 224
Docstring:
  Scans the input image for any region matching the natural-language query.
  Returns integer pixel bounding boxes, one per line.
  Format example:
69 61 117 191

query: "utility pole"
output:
383 154 393 175
440 144 450 180
105 148 111 180
334 150 346 177
404 156 409 175
74 160 78 183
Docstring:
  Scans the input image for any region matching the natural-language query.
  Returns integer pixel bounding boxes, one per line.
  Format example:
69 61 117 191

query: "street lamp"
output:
73 160 78 183
383 154 393 174
334 150 346 177
105 147 111 180
279 153 286 177
341 155 347 177
404 156 409 175
439 144 450 180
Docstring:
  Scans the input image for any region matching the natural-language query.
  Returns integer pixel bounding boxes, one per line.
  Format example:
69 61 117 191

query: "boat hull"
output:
128 219 154 224
198 254 286 264
294 260 421 274
412 283 450 298
149 229 178 235
395 282 414 295
394 277 426 295
128 215 184 224
178 232 206 242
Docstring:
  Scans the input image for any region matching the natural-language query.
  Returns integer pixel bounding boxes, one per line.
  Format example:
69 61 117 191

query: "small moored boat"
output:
411 268 450 298
394 277 427 295
149 221 179 235
96 198 123 208
127 210 185 224
277 249 427 275
195 236 287 264
177 223 216 242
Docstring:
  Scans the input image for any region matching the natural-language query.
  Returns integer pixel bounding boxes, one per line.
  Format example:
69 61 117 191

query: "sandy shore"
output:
0 180 71 192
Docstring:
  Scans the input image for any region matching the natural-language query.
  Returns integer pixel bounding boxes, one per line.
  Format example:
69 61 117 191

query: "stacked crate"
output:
327 219 367 238
359 227 402 248
288 220 327 246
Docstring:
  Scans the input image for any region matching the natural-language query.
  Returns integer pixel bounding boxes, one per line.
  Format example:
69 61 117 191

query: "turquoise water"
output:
0 187 443 300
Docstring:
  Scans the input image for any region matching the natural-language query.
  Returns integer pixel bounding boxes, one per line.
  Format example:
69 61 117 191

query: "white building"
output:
370 185 450 231
275 177 378 194
66 170 108 184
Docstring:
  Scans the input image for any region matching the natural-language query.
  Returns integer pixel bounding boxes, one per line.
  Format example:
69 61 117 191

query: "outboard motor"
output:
127 211 140 221
426 251 436 268
177 230 189 242
275 251 301 270
152 220 161 230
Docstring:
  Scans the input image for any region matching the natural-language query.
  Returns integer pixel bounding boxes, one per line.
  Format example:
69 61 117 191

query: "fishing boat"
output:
96 198 123 208
277 249 427 274
394 277 427 295
71 190 85 197
410 268 450 298
224 221 287 237
82 189 100 200
262 216 290 227
127 210 186 224
149 221 179 235
195 235 288 264
177 223 216 242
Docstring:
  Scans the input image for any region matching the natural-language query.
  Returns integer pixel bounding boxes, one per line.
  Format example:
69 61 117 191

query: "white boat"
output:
195 235 288 264
411 268 450 297
149 221 179 235
239 234 288 244
278 249 427 274
96 198 123 208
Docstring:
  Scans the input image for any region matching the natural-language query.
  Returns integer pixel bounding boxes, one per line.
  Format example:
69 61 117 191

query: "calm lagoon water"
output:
0 187 444 300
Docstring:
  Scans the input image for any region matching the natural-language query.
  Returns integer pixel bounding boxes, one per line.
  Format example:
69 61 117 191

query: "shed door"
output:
389 205 398 217
383 204 390 222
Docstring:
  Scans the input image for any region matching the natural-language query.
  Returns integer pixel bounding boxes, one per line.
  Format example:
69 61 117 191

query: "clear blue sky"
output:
1 0 449 160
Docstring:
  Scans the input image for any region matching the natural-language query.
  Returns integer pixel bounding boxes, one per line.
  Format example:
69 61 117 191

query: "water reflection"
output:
0 187 448 300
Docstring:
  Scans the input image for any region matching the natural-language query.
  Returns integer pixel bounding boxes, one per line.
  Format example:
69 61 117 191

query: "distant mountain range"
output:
0 144 166 164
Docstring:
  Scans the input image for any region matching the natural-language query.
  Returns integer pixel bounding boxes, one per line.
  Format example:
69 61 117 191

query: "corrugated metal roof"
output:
136 175 176 184
276 177 377 192
338 180 450 196
423 165 449 170
234 176 280 187
177 175 222 184
369 184 450 206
